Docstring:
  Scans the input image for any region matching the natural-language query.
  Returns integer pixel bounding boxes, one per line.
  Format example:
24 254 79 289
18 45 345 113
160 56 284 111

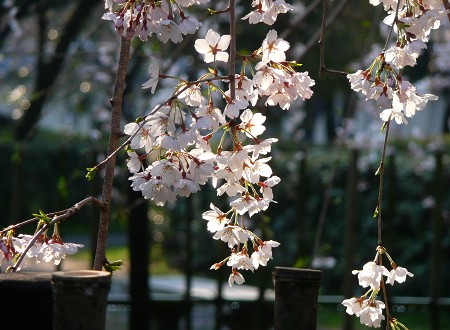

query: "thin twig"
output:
443 0 450 21
318 0 329 76
229 0 236 101
378 255 392 330
383 0 401 52
1 209 69 234
376 120 391 247
314 0 348 76
11 197 102 272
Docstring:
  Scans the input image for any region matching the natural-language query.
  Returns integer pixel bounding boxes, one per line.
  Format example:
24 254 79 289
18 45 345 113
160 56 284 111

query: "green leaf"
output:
289 61 303 67
380 122 387 133
104 259 125 273
86 167 98 181
32 210 51 224
207 8 219 14
373 206 379 218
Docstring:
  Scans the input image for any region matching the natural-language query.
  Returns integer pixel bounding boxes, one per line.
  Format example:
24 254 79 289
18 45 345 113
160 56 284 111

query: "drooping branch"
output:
229 0 236 101
375 120 391 248
93 36 132 271
2 209 69 234
11 196 102 271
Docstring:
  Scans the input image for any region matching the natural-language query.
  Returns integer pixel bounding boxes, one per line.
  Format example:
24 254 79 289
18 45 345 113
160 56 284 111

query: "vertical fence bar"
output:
342 149 359 330
184 197 193 330
430 152 443 330
296 154 309 259
128 189 150 330
273 267 322 330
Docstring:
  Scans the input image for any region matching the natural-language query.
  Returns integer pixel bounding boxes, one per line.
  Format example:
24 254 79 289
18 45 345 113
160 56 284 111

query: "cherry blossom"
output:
123 121 154 153
202 203 229 233
179 14 202 35
227 250 254 271
357 300 385 328
238 109 266 138
261 30 290 63
141 60 160 93
213 226 249 248
228 269 245 286
102 0 202 42
244 138 278 160
342 297 364 316
194 29 231 63
380 108 408 125
242 0 294 25
1 234 84 270
385 265 414 285
223 98 248 119
352 261 388 289
251 240 280 269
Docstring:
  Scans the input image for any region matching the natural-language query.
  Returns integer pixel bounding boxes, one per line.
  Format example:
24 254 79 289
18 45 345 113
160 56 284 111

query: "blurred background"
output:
1 0 449 329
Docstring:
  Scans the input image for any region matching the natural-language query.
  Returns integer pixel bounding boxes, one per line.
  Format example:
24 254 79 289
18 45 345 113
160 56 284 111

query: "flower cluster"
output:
342 247 413 328
126 28 314 210
1 230 83 273
102 0 206 42
204 205 281 285
122 4 312 282
347 0 448 125
243 0 294 25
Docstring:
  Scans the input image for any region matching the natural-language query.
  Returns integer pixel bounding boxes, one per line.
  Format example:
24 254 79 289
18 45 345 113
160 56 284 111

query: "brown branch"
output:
318 0 329 76
317 0 351 76
443 0 450 21
11 197 102 272
229 0 236 101
2 209 68 234
378 255 392 330
93 36 132 271
376 120 391 247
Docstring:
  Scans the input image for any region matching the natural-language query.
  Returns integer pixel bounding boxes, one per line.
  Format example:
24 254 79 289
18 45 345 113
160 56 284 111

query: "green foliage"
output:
85 167 98 181
32 210 52 225
104 259 125 273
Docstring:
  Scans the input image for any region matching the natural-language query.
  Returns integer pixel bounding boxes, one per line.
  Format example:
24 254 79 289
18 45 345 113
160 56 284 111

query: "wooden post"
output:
52 270 111 330
0 272 53 328
273 267 322 330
